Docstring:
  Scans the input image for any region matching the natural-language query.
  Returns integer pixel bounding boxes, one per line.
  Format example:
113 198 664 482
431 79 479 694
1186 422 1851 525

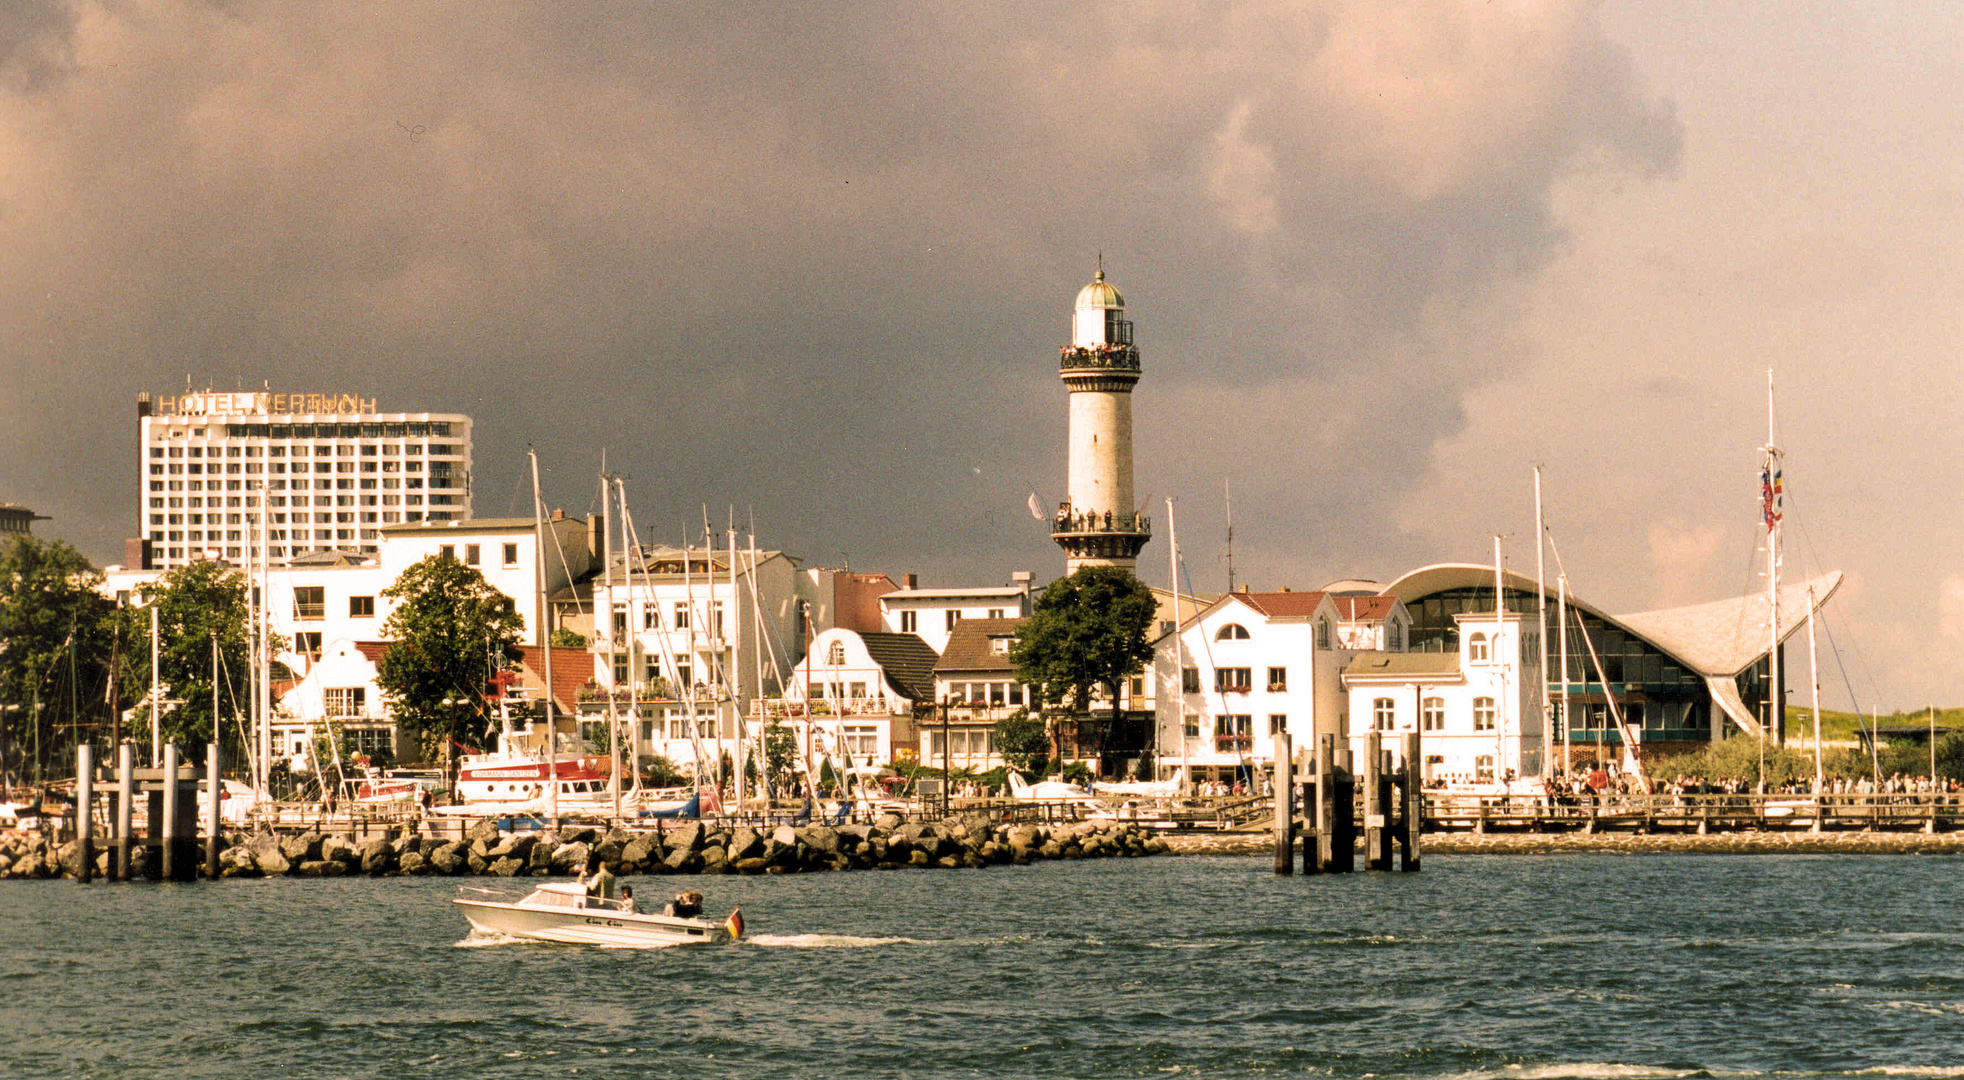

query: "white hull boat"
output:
454 882 743 946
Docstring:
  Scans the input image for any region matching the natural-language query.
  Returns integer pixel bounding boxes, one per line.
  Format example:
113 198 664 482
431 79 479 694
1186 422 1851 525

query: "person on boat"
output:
580 851 617 901
618 884 635 914
666 890 703 918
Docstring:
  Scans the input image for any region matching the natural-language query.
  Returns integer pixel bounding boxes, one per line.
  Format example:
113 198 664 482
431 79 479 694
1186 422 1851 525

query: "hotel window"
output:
293 586 325 620
1374 697 1396 732
1267 667 1287 691
945 610 961 632
349 595 375 618
1468 633 1489 662
1475 754 1496 783
1214 714 1251 751
1181 666 1200 693
1473 697 1496 731
323 687 366 718
827 641 846 666
900 610 916 633
1215 667 1252 693
439 545 454 560
1268 714 1286 735
842 724 878 757
464 543 480 565
1317 618 1331 649
1389 622 1404 651
672 602 690 630
503 543 518 566
1215 622 1249 641
987 608 1004 619
1422 696 1445 731
294 631 322 659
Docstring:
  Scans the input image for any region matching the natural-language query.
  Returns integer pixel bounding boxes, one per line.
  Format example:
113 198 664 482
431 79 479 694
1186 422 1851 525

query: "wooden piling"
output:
1366 734 1382 867
1272 731 1294 875
76 745 94 885
205 743 221 880
1401 731 1422 872
1311 735 1334 874
161 744 179 882
1330 746 1355 873
114 742 133 881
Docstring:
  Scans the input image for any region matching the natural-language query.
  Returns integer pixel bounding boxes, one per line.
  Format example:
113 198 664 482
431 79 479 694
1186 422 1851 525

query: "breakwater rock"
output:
1 814 1171 881
1157 829 1964 857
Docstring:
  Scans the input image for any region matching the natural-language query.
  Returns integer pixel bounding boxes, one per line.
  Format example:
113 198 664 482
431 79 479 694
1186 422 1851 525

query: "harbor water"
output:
3 853 1961 1078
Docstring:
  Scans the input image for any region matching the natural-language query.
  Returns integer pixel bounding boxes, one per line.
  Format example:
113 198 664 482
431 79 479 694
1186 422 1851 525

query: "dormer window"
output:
1316 617 1331 650
1468 632 1490 662
826 641 846 666
989 637 1011 655
1215 623 1250 641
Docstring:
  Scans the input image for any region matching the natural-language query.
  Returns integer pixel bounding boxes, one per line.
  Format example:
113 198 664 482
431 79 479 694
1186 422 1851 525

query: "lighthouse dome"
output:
1075 269 1124 310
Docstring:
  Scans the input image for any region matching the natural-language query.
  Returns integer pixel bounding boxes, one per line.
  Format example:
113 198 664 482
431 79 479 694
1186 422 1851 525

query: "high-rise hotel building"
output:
136 390 473 570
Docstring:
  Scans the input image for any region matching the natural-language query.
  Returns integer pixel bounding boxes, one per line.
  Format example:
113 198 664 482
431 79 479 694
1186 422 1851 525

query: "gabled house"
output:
926 617 1032 772
1154 589 1399 784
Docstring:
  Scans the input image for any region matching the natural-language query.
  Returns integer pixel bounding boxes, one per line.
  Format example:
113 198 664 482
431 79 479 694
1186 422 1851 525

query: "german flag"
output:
724 908 745 941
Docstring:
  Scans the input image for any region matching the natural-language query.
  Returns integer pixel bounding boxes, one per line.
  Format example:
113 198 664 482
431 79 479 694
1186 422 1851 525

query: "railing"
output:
1418 791 1964 833
1058 343 1141 373
1050 509 1151 535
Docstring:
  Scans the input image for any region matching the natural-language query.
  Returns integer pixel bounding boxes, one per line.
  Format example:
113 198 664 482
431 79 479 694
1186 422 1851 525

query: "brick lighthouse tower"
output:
1050 265 1151 573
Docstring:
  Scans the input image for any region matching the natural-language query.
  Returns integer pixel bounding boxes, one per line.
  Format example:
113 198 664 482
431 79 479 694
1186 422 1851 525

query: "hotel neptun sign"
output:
148 391 379 416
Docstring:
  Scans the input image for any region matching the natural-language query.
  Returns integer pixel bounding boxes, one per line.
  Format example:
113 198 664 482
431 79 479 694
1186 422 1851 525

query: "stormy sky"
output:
2 2 1955 711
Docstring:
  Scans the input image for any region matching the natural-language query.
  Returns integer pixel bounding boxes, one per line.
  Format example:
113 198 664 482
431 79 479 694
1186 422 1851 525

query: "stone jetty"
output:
0 813 1171 881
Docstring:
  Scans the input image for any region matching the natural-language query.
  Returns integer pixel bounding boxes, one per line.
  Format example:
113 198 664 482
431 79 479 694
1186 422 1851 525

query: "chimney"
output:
124 537 154 571
905 573 918 589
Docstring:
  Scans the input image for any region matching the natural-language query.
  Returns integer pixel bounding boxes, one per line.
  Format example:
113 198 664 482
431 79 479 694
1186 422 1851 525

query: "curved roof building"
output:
1379 564 1841 750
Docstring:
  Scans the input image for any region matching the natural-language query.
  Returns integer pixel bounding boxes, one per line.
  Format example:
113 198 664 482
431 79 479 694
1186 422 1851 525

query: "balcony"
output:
1213 734 1252 753
1058 343 1141 374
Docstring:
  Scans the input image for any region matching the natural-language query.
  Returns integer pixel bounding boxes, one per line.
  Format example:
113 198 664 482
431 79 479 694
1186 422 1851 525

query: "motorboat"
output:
454 881 745 946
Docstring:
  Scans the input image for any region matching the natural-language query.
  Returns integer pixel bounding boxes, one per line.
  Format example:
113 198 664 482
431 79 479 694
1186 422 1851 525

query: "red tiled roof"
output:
352 641 389 663
1334 596 1398 622
515 645 595 714
1234 591 1328 618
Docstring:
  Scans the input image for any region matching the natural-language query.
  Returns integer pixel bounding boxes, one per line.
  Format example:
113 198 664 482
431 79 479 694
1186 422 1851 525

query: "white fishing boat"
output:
453 882 744 946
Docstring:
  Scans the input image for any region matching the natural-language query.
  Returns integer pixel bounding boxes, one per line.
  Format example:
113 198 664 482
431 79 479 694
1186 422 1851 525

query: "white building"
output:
877 574 1033 655
135 389 473 570
924 616 1034 772
767 627 940 768
1341 611 1541 784
1153 589 1386 783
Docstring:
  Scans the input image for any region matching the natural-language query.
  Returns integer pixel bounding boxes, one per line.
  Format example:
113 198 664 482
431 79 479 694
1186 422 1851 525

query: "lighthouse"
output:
1050 266 1151 573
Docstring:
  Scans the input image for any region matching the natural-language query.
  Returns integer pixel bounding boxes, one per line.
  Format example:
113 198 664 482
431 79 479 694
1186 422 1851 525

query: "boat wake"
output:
454 929 528 948
743 933 924 949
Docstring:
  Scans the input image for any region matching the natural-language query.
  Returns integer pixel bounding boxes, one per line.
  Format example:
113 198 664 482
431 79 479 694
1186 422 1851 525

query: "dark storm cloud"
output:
0 1 1676 590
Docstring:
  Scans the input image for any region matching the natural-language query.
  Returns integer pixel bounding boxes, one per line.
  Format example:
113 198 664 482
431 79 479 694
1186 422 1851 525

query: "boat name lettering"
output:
584 918 624 928
472 769 545 779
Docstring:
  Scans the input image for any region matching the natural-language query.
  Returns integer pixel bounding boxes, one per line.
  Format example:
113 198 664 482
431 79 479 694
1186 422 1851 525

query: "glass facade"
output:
1402 585 1757 746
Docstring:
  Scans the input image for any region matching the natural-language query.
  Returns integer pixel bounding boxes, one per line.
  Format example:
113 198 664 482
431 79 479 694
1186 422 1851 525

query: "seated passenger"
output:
618 884 636 914
666 890 704 918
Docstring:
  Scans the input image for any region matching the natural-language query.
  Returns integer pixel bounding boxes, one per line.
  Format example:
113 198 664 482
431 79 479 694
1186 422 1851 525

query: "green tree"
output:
549 628 589 648
1010 567 1157 760
376 554 525 759
119 558 255 754
0 536 116 780
991 707 1049 776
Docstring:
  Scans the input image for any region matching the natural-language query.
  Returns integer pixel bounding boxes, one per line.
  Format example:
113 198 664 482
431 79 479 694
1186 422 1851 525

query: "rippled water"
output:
3 853 1962 1078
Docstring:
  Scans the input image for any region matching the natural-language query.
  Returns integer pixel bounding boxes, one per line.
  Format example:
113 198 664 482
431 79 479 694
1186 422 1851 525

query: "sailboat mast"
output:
728 518 745 811
1534 467 1550 782
150 604 160 765
1807 584 1822 792
1557 574 1570 779
1166 498 1189 793
602 468 620 822
1764 368 1783 749
616 479 640 796
1493 535 1506 777
529 450 558 830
